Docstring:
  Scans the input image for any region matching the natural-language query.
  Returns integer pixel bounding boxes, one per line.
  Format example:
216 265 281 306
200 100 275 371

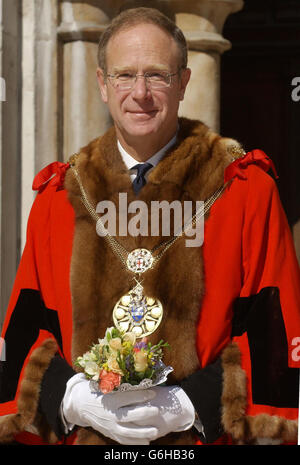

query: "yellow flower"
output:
122 341 132 350
134 350 148 373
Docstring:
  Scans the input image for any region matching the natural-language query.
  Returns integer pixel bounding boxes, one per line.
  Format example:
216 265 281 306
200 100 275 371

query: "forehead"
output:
105 23 180 71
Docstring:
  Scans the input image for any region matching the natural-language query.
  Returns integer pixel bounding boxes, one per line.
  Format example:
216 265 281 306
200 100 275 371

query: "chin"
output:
124 121 161 138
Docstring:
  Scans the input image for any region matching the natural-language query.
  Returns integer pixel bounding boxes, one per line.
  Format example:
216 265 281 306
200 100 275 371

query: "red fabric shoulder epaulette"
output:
224 149 279 184
32 161 71 193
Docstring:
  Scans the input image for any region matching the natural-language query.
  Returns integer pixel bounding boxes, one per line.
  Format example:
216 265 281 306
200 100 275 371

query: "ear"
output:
96 67 108 103
179 67 191 101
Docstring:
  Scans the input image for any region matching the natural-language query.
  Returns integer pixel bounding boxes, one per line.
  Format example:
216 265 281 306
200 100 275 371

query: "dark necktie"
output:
132 163 153 194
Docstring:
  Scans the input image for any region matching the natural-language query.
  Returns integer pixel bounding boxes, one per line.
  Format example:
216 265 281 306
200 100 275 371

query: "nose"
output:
131 75 150 100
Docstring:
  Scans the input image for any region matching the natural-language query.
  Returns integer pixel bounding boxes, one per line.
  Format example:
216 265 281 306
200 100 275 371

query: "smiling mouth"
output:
128 110 158 117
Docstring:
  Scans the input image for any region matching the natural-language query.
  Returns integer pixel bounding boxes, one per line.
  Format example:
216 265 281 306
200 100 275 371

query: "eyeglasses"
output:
106 70 180 90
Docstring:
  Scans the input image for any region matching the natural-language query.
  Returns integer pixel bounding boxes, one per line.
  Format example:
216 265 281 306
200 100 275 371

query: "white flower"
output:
122 332 136 346
84 361 101 380
109 337 122 351
98 337 108 347
98 327 115 347
77 351 97 368
76 356 85 368
107 355 124 375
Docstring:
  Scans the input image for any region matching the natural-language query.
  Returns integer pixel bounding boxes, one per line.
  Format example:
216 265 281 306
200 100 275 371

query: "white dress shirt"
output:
117 132 178 183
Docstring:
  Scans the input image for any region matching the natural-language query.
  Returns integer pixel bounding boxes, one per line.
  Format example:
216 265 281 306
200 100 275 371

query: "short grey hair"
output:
97 7 188 75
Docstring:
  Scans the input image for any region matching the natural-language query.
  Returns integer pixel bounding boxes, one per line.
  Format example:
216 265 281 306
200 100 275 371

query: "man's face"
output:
97 23 191 145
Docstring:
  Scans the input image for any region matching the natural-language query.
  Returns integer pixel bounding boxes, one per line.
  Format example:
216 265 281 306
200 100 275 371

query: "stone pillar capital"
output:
169 0 244 54
156 0 244 130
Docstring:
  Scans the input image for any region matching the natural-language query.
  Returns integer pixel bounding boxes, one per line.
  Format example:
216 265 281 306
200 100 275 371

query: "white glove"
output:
124 385 196 440
61 373 159 445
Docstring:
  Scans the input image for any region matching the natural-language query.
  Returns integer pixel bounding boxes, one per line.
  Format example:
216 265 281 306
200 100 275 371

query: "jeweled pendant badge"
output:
113 282 163 338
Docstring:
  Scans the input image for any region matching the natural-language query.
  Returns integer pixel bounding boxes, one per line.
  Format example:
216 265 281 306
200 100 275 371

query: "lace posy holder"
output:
90 362 174 394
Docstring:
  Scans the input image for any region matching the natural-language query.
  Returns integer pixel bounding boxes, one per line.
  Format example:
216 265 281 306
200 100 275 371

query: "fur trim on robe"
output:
0 339 59 444
221 343 298 445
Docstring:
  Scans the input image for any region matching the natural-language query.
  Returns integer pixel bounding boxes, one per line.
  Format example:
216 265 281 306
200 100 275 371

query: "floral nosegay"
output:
75 327 170 394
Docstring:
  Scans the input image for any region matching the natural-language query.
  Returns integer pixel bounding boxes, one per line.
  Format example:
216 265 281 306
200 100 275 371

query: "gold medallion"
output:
113 283 163 338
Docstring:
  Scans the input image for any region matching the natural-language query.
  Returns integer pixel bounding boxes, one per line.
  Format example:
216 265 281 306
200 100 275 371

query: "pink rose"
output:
99 369 122 394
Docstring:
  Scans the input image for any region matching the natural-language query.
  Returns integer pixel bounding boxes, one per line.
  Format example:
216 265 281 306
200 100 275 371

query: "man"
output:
0 7 299 446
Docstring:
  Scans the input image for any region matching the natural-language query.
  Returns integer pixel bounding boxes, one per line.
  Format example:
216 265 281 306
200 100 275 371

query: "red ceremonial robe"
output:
0 118 299 445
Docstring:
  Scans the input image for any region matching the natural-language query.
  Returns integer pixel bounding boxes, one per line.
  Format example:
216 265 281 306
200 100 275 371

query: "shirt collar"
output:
117 131 178 171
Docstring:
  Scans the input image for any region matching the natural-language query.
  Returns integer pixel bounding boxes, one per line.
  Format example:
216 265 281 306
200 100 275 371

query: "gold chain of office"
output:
68 144 244 338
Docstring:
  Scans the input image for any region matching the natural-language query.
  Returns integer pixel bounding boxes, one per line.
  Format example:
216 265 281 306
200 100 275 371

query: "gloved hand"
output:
61 373 159 445
123 385 196 440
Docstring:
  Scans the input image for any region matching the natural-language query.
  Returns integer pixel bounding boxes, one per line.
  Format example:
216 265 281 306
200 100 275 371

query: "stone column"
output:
21 0 59 249
172 0 244 131
0 0 22 327
58 1 116 160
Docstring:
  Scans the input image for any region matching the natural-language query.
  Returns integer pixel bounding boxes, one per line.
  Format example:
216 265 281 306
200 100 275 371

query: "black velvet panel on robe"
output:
232 286 299 408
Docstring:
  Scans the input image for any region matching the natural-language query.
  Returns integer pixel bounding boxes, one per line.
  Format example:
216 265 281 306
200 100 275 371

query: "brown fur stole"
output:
64 117 238 445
